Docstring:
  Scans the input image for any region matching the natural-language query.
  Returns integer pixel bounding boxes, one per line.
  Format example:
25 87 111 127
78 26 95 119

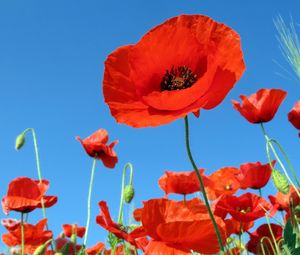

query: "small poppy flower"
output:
62 224 85 238
140 198 226 254
235 161 275 190
76 129 118 168
85 242 105 255
205 167 241 200
158 169 211 196
55 237 82 255
232 88 287 123
214 193 272 222
288 100 300 136
2 177 57 215
224 218 254 236
246 224 282 255
96 201 147 251
2 218 52 254
103 14 245 127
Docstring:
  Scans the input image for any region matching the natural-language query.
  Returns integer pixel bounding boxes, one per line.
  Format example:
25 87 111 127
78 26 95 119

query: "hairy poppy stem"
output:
184 116 224 252
22 128 47 219
117 163 133 224
83 157 97 246
260 123 300 198
21 212 25 255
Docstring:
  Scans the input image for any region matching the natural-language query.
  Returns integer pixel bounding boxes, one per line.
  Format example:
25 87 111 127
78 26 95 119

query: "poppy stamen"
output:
161 66 198 91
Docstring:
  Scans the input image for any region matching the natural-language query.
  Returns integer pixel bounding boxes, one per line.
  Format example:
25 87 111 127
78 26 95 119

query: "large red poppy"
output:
214 193 271 222
2 218 52 254
76 129 118 168
158 169 211 196
205 167 241 200
232 88 287 124
103 15 245 127
288 100 300 137
235 161 275 190
2 177 57 214
140 198 226 254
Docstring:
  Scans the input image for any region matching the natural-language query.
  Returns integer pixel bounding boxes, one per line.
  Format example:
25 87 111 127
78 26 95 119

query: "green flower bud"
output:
294 205 300 214
272 169 290 194
15 133 25 150
124 185 134 204
70 233 77 244
33 244 47 255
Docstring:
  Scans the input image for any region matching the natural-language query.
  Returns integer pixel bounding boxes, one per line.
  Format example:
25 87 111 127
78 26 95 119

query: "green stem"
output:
83 158 97 246
117 163 133 224
21 212 25 255
184 116 224 252
260 123 300 198
258 188 262 197
23 128 46 218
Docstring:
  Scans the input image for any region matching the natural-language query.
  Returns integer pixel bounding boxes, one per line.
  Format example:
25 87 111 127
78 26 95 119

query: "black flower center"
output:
160 66 198 91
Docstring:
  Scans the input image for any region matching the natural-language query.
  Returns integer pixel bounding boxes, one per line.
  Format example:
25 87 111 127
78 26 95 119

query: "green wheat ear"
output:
275 15 300 80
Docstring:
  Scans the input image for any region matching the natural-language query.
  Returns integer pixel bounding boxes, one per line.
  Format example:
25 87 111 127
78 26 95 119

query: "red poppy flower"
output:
62 224 85 238
76 129 118 168
2 177 57 214
85 242 105 255
158 169 211 196
2 218 52 254
246 224 282 255
269 185 300 217
232 88 287 123
205 167 241 200
103 14 245 127
96 201 147 251
288 101 300 137
214 193 271 222
235 161 275 190
140 198 226 254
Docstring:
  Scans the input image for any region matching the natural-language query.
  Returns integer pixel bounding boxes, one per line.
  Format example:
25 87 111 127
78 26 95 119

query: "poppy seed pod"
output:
272 169 290 194
33 243 48 255
124 185 134 204
15 133 25 150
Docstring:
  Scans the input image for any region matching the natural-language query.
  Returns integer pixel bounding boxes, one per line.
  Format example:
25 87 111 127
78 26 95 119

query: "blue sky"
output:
0 0 300 251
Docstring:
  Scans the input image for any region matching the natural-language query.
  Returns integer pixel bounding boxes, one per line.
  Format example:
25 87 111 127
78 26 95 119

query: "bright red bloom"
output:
214 193 272 222
85 242 105 255
55 237 82 255
288 101 300 137
2 218 52 254
232 88 287 123
158 169 211 196
76 129 118 168
96 201 147 251
246 224 282 255
62 224 85 238
103 14 245 127
205 167 241 200
2 177 57 214
235 161 275 190
140 198 226 254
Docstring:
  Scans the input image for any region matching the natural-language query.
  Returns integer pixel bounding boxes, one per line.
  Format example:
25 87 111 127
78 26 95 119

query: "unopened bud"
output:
70 233 77 244
124 185 134 204
272 169 290 194
33 244 47 255
15 133 25 150
294 205 300 214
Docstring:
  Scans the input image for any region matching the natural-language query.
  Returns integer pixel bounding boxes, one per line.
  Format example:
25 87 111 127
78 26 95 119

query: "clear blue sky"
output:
0 0 300 251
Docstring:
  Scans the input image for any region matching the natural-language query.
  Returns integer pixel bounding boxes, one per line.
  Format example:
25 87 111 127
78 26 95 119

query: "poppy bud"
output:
123 185 134 204
33 244 47 255
294 205 300 214
272 169 290 194
70 233 77 244
15 133 25 150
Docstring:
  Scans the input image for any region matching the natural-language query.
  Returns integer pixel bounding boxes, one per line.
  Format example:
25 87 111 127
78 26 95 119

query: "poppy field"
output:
1 2 300 255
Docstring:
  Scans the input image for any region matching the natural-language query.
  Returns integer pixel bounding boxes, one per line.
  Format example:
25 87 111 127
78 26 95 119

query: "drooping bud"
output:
294 205 300 214
33 239 52 255
272 169 290 194
15 133 26 150
123 185 134 204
